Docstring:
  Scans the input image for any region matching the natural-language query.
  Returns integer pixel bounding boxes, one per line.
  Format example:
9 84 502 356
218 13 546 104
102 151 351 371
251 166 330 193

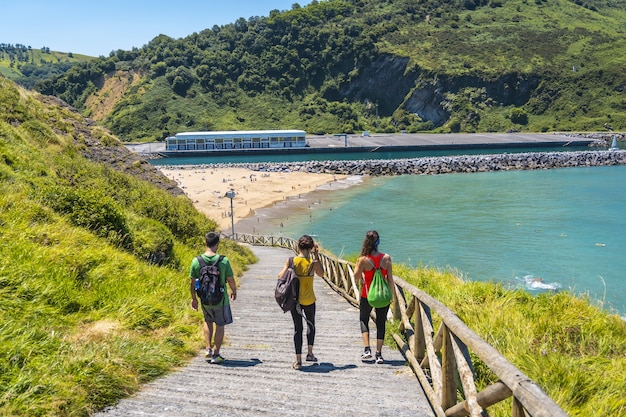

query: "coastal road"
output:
125 132 595 154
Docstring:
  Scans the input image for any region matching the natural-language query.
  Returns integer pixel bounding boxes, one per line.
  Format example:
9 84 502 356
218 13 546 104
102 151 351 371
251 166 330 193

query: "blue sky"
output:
2 1 311 57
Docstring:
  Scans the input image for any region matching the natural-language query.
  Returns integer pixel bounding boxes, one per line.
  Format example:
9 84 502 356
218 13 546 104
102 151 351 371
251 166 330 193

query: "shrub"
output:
39 185 131 249
509 107 529 124
128 215 175 266
131 192 217 244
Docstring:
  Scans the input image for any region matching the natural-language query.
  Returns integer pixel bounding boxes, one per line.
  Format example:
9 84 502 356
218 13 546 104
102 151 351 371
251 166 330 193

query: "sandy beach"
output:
158 166 349 232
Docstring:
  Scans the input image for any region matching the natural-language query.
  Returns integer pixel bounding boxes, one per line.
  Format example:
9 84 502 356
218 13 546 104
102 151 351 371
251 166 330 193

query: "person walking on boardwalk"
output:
354 230 395 364
189 231 237 364
277 234 324 370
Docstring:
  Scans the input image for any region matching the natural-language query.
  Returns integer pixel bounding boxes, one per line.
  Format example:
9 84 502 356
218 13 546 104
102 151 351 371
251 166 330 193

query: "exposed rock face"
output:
185 150 626 176
405 81 449 127
338 55 417 115
337 54 541 127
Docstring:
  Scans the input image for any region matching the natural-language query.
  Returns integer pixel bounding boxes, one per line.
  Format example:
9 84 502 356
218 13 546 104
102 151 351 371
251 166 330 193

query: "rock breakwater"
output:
182 150 626 176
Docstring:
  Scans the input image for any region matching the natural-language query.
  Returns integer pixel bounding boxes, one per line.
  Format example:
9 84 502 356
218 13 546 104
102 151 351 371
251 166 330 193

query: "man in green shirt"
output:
189 231 237 364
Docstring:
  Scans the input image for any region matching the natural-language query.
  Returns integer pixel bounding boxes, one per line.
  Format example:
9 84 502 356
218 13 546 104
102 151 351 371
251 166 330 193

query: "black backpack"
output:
275 257 300 312
196 255 225 305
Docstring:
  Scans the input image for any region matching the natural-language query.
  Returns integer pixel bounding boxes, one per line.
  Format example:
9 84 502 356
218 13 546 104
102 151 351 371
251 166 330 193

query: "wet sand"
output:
158 166 351 233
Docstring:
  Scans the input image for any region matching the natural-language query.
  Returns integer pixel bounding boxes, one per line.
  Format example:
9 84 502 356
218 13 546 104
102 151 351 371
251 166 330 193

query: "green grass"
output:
0 46 92 89
0 77 256 416
392 263 626 417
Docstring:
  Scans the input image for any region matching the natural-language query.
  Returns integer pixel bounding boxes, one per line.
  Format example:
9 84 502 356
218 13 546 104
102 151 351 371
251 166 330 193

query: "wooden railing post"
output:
441 325 457 411
413 298 426 361
512 397 525 417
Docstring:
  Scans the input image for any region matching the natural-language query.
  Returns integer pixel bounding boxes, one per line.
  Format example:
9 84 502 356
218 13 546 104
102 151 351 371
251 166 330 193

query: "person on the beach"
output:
353 230 395 364
277 234 324 370
189 231 237 364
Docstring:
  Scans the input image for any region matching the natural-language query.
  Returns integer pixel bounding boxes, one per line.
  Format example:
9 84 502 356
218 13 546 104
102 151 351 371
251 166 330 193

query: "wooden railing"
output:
228 233 569 417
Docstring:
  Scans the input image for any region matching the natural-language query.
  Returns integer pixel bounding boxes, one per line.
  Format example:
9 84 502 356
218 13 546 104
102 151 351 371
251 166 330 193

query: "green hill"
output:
32 0 626 140
0 43 93 88
0 76 255 416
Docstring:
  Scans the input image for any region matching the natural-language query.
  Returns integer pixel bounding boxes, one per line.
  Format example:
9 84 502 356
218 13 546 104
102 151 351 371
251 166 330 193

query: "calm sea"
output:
152 148 626 316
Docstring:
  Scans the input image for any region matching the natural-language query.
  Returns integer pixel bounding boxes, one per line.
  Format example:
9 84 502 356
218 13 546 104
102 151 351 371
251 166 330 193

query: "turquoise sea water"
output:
151 148 626 316
242 165 626 316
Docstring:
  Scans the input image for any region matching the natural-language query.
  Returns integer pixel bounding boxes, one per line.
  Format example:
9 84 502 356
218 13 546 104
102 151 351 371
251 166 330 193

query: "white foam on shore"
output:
516 275 562 292
316 175 363 190
234 175 366 235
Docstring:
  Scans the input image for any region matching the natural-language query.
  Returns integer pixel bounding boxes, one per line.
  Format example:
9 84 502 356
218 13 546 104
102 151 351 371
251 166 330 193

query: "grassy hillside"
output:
392 263 626 417
0 44 93 88
0 76 256 416
33 0 626 140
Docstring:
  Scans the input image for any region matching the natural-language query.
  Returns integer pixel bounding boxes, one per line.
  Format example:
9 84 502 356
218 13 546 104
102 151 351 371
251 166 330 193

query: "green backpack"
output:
366 256 392 308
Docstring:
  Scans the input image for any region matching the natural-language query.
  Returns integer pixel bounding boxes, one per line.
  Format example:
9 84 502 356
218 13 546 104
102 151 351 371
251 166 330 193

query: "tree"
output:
167 66 196 96
509 108 528 125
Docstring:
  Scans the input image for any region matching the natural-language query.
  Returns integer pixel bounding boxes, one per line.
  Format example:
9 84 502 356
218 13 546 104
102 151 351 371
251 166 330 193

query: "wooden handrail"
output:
227 233 569 417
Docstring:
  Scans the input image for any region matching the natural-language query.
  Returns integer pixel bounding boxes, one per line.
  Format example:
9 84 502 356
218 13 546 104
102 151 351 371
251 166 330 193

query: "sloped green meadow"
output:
0 78 255 416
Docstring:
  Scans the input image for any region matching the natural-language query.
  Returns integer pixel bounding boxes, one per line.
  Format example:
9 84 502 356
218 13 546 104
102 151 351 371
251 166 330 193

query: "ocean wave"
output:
517 275 562 292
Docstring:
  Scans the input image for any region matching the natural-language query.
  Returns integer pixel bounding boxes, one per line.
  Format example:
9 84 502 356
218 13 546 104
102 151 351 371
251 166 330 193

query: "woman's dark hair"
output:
298 234 315 251
360 230 379 256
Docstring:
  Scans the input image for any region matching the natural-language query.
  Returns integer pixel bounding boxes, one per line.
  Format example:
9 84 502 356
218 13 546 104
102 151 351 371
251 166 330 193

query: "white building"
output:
165 130 307 151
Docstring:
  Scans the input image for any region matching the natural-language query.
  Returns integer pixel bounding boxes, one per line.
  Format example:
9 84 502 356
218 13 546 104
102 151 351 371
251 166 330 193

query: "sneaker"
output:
375 352 384 364
211 354 225 364
361 347 373 361
204 348 213 359
292 361 302 370
306 353 318 362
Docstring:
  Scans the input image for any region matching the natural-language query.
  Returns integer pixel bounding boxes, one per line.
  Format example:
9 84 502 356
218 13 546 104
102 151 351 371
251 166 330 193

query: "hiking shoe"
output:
211 354 225 364
306 353 318 362
361 348 373 361
375 352 384 364
204 348 213 359
293 361 302 370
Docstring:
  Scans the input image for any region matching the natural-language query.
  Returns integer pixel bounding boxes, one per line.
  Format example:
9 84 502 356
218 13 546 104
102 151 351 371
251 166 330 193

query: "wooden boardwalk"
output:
96 245 435 417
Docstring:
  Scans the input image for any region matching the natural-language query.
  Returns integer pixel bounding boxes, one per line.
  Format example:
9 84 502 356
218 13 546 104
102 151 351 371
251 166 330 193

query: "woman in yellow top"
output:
277 235 324 370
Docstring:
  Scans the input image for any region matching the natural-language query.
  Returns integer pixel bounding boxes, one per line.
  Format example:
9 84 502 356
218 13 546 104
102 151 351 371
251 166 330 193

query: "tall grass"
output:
0 78 256 416
393 263 626 416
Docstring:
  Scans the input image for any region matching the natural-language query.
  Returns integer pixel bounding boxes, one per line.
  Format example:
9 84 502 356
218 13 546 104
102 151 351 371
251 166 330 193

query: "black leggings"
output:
291 303 316 355
359 297 389 341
